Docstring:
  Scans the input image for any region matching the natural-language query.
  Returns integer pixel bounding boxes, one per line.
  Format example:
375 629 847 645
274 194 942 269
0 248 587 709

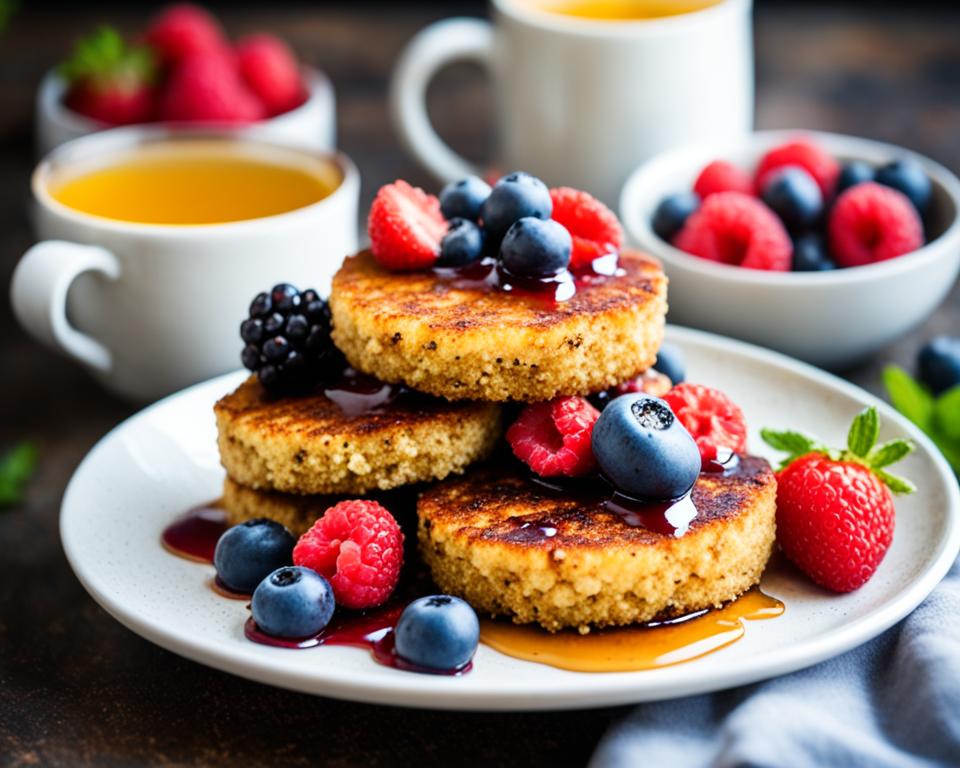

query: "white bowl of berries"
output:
35 5 335 157
620 131 960 369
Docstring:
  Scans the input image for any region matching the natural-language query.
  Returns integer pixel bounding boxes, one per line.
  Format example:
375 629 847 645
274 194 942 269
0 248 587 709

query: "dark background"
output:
2 2 959 766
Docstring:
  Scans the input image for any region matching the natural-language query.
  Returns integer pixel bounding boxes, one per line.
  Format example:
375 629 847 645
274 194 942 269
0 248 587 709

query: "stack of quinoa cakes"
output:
215 173 777 632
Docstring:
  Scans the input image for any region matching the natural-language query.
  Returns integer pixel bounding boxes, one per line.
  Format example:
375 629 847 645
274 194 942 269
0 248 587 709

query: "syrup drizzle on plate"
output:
160 449 781 676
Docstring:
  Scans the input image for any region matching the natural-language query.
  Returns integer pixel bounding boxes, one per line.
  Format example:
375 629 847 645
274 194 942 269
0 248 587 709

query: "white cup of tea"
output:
11 126 359 402
391 0 753 205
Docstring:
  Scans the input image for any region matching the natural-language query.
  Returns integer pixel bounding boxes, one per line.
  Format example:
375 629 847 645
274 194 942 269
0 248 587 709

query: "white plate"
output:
61 327 960 711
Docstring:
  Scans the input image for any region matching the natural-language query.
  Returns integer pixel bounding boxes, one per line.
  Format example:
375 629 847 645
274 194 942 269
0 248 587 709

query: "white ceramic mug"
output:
391 0 753 206
11 126 359 402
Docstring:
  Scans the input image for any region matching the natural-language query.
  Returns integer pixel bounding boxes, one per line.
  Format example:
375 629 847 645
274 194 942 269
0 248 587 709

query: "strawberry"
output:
145 4 227 66
158 51 264 123
762 407 915 593
368 181 447 271
549 187 623 269
60 27 157 126
235 34 307 117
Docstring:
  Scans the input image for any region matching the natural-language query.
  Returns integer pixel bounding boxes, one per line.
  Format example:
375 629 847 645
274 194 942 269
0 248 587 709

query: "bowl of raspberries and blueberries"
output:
620 131 960 369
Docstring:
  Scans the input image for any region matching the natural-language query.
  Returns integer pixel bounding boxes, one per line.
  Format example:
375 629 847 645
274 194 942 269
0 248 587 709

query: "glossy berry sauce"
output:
526 450 741 539
434 252 624 303
321 369 408 417
161 503 230 563
243 606 471 675
160 450 776 676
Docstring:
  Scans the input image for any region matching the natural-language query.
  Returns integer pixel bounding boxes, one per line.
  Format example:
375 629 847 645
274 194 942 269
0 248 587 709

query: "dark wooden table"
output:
2 3 958 766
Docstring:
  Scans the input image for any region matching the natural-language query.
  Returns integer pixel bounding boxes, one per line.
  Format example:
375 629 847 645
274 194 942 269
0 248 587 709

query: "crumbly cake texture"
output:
215 376 502 495
417 457 777 632
222 476 327 535
329 249 668 403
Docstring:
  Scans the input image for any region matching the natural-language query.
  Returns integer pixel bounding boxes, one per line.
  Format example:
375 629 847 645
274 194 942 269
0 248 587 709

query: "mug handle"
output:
390 18 493 183
10 240 120 372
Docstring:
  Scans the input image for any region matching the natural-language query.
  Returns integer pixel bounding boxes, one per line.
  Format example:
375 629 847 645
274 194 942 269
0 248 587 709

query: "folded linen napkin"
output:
591 558 960 768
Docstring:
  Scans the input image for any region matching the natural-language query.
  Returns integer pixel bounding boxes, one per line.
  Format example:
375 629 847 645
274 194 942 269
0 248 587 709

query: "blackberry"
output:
240 283 344 394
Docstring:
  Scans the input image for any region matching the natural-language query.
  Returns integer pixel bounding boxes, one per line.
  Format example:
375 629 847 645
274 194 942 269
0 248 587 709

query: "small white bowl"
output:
620 130 960 369
35 66 336 157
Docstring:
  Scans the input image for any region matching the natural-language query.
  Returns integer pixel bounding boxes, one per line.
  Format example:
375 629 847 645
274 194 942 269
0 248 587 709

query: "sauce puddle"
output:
161 502 229 562
479 588 783 672
162 494 783 675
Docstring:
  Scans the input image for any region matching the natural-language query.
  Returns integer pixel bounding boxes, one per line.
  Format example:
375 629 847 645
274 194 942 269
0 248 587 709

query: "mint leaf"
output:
847 406 880 458
933 385 960 442
874 468 917 495
0 442 38 506
884 366 935 433
868 439 914 468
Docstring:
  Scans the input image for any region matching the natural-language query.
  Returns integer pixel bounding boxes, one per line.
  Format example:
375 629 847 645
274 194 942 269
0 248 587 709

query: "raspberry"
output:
693 160 753 200
828 182 924 268
506 397 600 477
663 383 747 462
235 34 306 117
368 181 446 271
292 500 403 610
754 138 840 197
673 192 791 271
549 187 623 269
158 51 264 123
776 456 894 592
145 4 227 66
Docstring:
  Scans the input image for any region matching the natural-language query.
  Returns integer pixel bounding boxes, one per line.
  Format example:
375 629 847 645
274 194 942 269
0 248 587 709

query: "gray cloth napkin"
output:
591 558 960 768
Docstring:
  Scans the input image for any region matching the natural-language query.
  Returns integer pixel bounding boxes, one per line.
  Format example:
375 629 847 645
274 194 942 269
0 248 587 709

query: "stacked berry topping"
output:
368 171 622 283
505 340 748 504
59 3 308 126
652 137 931 272
213 499 480 672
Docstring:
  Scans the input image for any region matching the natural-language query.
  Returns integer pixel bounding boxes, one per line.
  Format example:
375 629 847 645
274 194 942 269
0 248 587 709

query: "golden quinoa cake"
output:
418 457 777 632
215 375 501 495
222 476 328 536
329 249 667 402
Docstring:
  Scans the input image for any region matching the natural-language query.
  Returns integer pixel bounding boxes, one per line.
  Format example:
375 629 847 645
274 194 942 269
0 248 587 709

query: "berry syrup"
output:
161 503 229 563
433 252 624 303
526 451 741 539
322 369 406 416
243 607 471 676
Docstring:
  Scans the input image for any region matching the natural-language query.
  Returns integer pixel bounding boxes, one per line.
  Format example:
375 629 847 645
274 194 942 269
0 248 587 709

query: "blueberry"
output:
394 595 479 671
591 394 701 500
438 218 485 267
653 342 685 384
836 161 875 194
251 566 335 639
761 166 823 231
440 176 492 221
213 518 295 593
918 336 960 395
791 234 836 271
500 217 572 278
876 158 932 215
651 192 700 242
480 172 552 241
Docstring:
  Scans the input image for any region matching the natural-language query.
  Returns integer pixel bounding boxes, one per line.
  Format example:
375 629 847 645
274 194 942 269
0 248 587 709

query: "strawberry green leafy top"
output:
761 406 916 495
